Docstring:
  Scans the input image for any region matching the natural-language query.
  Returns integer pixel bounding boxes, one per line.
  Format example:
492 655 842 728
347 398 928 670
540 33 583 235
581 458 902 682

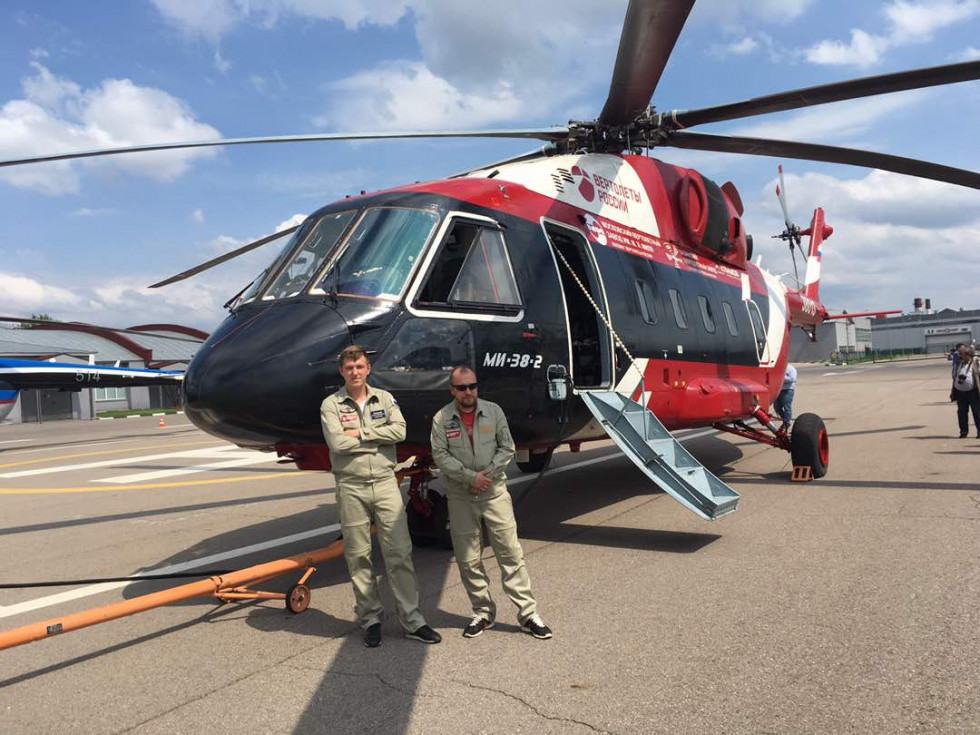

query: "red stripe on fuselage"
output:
388 167 768 297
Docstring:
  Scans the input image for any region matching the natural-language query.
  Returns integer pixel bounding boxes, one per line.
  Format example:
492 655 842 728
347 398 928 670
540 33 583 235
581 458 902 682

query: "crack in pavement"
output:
449 677 619 734
113 630 355 734
286 663 448 701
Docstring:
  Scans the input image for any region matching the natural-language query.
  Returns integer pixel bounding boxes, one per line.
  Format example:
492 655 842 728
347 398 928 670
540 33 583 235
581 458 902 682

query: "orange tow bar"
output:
0 533 358 652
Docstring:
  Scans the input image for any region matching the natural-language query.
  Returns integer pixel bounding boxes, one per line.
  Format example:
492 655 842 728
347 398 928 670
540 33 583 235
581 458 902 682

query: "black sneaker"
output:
462 614 494 639
363 623 382 648
520 614 553 640
961 433 968 438
405 625 442 644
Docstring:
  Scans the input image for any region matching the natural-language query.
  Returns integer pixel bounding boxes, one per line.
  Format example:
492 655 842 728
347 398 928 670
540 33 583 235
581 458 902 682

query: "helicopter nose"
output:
183 302 350 445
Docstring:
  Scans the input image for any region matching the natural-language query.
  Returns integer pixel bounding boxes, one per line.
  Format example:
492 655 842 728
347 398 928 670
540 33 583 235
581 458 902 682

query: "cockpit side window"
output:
416 220 521 312
312 207 439 300
263 210 356 300
234 234 299 307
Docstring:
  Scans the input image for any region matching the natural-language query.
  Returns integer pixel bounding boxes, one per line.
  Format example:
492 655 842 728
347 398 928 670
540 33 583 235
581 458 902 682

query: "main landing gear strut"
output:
401 462 453 549
713 406 830 480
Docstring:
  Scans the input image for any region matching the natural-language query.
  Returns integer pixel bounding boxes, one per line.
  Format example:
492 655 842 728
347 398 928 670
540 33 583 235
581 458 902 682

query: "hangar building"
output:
0 323 206 424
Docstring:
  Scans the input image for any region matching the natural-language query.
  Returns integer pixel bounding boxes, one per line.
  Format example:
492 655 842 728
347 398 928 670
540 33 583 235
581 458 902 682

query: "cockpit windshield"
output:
262 210 357 300
312 207 439 300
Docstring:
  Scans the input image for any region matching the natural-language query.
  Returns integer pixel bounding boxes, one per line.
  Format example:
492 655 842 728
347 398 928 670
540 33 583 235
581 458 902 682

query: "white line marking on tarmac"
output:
97 455 280 484
0 439 31 445
0 523 342 621
0 427 721 620
0 445 240 479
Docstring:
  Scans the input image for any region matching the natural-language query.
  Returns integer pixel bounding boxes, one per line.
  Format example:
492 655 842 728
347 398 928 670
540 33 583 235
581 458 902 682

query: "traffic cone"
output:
158 416 166 429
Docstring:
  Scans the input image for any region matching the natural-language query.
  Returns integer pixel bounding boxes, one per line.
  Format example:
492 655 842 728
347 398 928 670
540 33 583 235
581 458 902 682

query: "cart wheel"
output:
790 413 830 478
286 584 311 614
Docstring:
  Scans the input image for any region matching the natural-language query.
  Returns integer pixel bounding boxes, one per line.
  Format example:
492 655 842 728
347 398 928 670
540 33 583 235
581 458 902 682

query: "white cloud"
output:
958 46 980 60
805 29 890 66
150 0 409 39
71 207 115 217
692 0 816 26
747 169 980 311
727 37 759 55
806 0 980 66
0 272 85 310
191 208 204 224
317 62 523 131
276 213 306 232
734 92 923 143
0 63 221 195
213 50 232 74
886 0 980 43
762 169 980 227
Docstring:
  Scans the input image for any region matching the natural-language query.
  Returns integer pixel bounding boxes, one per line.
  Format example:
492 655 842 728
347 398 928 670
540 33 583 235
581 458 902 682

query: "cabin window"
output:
698 295 716 333
668 288 688 329
263 210 356 300
417 220 521 311
311 207 439 300
634 280 660 325
748 301 768 356
722 301 739 336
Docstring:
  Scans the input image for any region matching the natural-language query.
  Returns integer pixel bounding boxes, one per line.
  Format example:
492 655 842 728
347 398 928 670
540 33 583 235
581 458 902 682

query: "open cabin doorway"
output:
543 221 613 390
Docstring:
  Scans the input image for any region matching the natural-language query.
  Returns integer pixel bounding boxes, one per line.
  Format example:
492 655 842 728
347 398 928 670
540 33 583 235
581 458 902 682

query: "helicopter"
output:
2 0 979 536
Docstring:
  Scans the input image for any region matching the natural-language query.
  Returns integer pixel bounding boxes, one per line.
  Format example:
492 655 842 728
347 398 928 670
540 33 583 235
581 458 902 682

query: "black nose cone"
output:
184 302 350 445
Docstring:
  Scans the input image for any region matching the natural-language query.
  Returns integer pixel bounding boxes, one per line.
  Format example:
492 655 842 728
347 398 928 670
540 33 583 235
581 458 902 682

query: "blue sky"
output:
1 0 979 330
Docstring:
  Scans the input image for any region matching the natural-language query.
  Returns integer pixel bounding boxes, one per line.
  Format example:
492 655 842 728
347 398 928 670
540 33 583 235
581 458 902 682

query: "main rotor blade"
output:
671 60 980 129
149 225 300 289
664 131 980 190
598 0 696 127
0 317 205 343
0 128 569 169
448 143 558 178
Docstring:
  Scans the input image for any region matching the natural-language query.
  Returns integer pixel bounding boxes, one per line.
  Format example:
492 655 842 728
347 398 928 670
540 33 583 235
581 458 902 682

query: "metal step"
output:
580 391 739 521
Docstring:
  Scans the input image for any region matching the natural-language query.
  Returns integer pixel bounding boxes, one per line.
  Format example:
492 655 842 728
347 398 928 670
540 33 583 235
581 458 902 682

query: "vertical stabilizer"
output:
801 207 833 301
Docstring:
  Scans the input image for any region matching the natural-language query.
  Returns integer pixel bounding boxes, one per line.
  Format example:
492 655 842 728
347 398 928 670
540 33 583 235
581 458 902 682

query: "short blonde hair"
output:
339 345 370 367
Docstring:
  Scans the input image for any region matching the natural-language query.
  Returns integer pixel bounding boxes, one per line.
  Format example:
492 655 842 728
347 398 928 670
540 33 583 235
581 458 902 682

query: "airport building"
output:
0 323 206 424
871 300 980 355
790 317 872 363
790 299 980 362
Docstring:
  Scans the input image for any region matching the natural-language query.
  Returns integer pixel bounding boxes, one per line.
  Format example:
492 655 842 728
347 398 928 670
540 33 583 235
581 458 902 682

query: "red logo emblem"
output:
571 165 595 202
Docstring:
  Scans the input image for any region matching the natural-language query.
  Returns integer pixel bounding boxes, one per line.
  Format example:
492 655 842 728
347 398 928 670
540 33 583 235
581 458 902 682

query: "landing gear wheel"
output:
286 583 311 614
790 413 829 479
517 448 554 474
406 491 452 550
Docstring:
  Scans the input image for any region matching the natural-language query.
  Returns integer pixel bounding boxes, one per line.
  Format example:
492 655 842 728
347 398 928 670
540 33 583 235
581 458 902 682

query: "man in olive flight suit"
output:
321 345 441 648
430 365 553 640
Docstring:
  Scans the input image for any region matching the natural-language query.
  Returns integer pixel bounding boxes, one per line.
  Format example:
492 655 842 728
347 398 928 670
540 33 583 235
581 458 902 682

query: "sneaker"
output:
463 614 494 639
363 623 382 648
960 433 968 438
520 614 553 640
405 625 442 644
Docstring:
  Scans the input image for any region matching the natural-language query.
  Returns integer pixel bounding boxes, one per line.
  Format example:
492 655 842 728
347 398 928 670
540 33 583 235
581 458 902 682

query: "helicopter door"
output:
542 221 613 390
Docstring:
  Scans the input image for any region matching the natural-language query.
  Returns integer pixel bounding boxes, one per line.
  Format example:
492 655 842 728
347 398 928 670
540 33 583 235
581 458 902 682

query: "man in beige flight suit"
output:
321 345 441 648
430 366 553 639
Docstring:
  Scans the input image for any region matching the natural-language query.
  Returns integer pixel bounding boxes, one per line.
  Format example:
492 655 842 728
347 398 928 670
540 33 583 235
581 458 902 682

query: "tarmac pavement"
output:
0 358 977 734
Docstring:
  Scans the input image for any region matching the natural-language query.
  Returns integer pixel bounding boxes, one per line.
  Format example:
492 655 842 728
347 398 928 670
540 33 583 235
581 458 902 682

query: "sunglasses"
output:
452 382 478 392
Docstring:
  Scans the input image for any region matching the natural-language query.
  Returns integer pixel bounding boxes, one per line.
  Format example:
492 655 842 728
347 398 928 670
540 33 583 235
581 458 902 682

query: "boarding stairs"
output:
548 243 739 521
580 391 740 521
